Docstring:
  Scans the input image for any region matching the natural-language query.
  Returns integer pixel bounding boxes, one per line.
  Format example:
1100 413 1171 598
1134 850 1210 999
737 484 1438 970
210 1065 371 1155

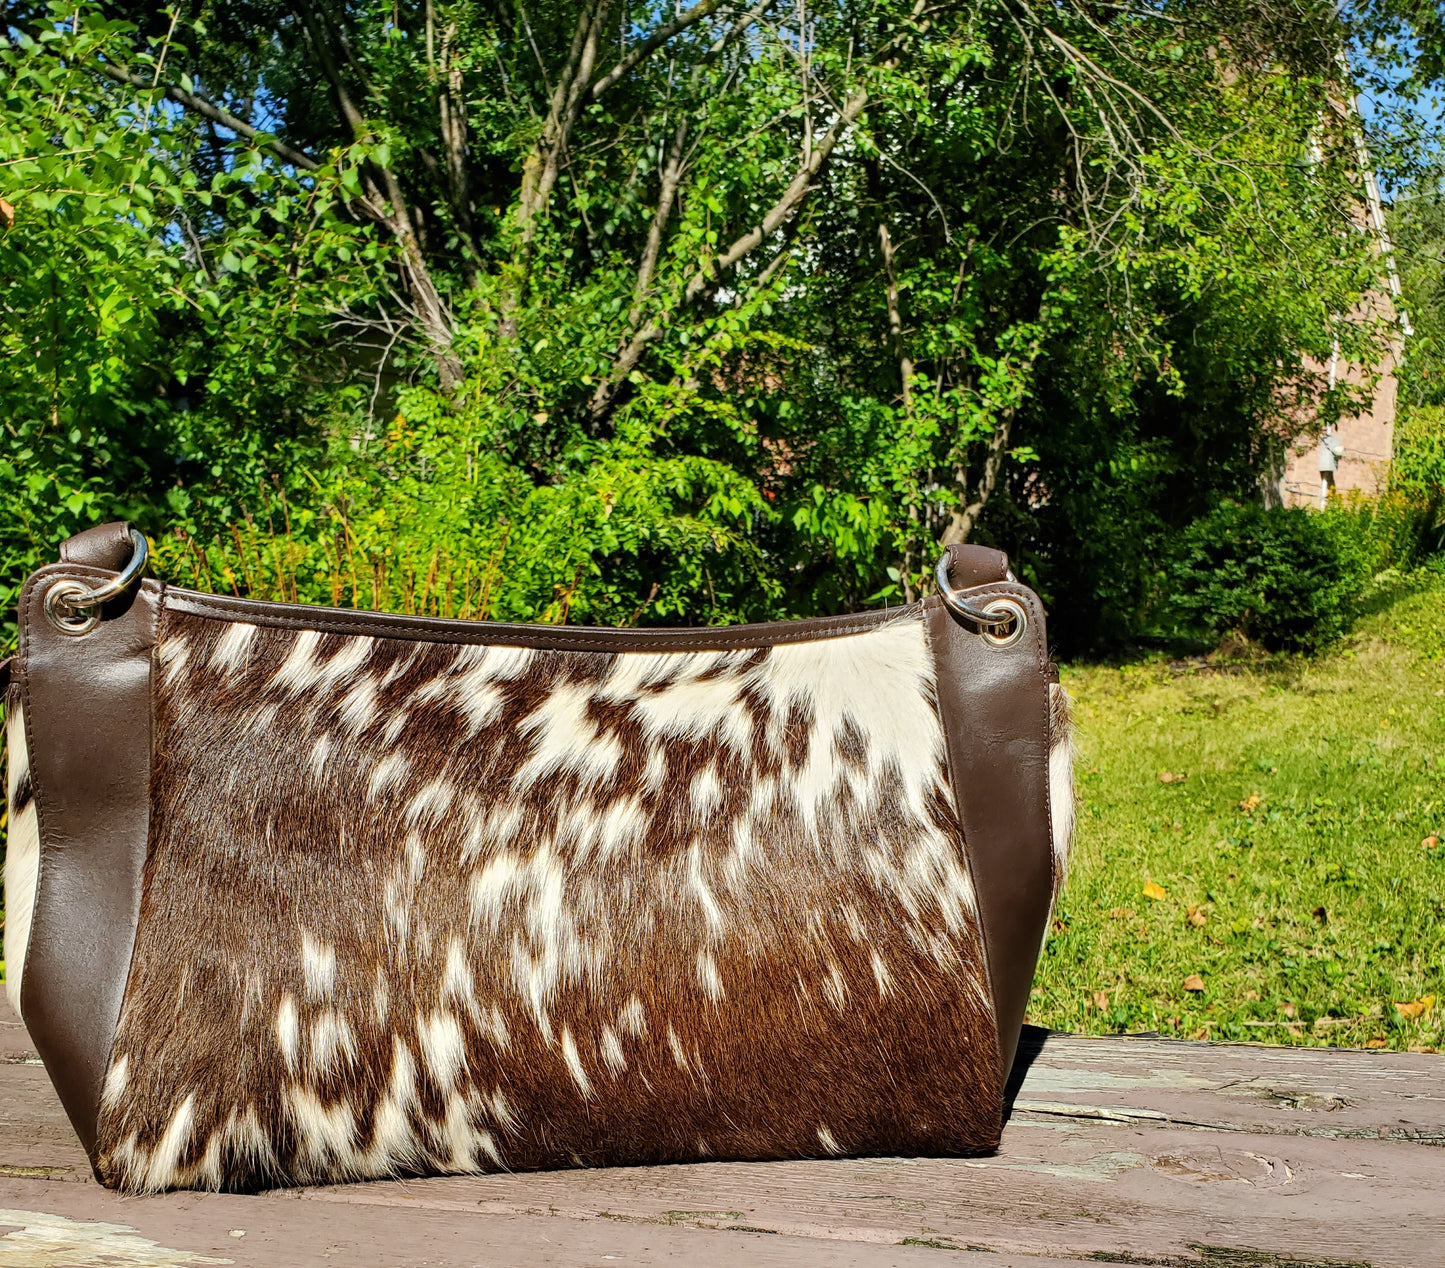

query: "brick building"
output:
1279 342 1399 507
1277 104 1409 509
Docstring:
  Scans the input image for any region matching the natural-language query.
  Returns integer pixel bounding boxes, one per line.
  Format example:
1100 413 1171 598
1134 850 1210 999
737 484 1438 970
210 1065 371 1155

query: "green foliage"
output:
1390 187 1445 413
1 0 1410 649
1389 407 1445 552
0 5 390 648
1166 503 1359 654
161 372 779 625
1322 489 1444 585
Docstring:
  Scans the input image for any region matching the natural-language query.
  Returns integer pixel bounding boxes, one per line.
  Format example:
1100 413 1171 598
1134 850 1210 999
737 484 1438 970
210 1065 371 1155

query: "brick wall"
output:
1280 344 1398 508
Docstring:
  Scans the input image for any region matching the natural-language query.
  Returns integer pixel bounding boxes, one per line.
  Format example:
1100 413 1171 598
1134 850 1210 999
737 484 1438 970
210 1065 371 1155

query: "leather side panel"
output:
924 583 1054 1084
18 565 159 1163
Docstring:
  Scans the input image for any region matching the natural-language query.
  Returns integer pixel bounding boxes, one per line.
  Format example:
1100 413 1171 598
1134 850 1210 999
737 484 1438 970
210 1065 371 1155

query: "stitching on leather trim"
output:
96 591 161 1152
1031 608 1055 903
165 592 927 651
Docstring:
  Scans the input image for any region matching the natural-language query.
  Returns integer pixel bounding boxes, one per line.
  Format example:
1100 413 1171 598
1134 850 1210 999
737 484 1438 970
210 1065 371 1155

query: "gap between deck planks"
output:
0 1000 1442 1267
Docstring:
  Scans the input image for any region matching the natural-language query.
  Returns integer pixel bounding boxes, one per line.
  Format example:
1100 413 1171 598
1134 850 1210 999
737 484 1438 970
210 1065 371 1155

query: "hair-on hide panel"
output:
96 610 1005 1192
1047 683 1076 908
4 692 39 1019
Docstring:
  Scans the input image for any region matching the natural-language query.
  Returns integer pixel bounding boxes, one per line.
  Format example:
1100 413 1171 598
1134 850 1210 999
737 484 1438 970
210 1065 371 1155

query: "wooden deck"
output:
1 1000 1441 1267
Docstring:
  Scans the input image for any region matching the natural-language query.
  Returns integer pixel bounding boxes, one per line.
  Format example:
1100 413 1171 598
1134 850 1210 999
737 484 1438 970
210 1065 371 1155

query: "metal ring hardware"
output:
979 596 1028 649
934 553 1017 628
43 528 149 635
44 580 102 636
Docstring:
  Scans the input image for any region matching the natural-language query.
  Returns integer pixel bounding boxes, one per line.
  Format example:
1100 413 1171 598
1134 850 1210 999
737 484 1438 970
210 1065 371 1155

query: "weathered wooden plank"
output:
0 1008 90 1181
285 1124 1445 1266
1007 1027 1445 1144
1 1000 1442 1265
0 1179 1057 1267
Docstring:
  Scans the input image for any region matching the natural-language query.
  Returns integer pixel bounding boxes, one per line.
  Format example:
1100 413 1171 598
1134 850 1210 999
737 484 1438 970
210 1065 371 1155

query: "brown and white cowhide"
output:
1048 681 1076 911
4 692 39 1020
4 607 1074 1194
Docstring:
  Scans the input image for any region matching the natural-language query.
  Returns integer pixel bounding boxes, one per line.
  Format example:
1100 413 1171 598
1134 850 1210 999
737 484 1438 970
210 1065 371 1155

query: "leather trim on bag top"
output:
18 562 159 1166
165 586 935 652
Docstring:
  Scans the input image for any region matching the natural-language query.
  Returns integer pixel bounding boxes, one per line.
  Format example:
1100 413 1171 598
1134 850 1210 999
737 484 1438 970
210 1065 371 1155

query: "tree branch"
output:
939 414 1012 547
630 119 689 323
430 9 479 280
297 5 461 386
588 80 871 420
589 0 729 100
518 0 614 237
95 61 319 170
700 82 870 287
298 8 370 142
878 219 913 416
938 316 1045 546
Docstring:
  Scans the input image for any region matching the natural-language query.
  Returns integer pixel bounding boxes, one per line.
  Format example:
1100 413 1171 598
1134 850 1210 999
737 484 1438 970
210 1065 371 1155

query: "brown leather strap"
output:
58 522 135 569
18 557 158 1165
925 563 1054 1085
940 543 1010 588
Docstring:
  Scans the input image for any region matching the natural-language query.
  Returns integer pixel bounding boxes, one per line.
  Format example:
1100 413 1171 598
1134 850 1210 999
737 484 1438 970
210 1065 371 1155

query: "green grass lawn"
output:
1032 570 1445 1051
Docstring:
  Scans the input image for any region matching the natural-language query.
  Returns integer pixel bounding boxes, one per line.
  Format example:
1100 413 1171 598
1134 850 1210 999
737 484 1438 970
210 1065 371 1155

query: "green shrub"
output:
1166 501 1359 653
1319 489 1440 582
1389 407 1445 554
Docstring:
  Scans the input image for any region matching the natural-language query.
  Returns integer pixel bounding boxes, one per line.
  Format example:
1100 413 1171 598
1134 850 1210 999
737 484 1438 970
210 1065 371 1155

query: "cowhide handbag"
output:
2 522 1073 1193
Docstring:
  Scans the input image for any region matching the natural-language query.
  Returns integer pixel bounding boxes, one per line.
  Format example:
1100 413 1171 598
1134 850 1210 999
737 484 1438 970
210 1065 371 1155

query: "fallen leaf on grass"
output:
1108 907 1134 919
1408 1044 1440 1054
1093 990 1109 1010
1423 835 1440 851
1187 905 1207 927
1280 1002 1296 1019
1143 881 1168 901
1395 996 1437 1019
1312 906 1328 923
1183 974 1205 992
1158 770 1185 784
1244 989 1261 1002
1365 1038 1388 1049
1239 792 1262 814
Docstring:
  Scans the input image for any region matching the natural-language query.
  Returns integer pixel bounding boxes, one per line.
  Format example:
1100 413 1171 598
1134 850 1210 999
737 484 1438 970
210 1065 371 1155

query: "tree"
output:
1392 184 1445 410
1 0 1429 646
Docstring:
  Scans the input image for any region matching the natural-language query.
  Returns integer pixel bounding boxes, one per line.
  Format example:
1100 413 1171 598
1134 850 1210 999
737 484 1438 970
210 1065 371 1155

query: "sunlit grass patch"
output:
1033 571 1445 1050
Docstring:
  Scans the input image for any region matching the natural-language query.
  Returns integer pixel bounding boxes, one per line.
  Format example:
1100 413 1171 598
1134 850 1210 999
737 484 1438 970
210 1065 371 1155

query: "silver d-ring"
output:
934 553 1016 627
44 580 101 636
979 597 1028 649
42 528 149 635
54 527 149 611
